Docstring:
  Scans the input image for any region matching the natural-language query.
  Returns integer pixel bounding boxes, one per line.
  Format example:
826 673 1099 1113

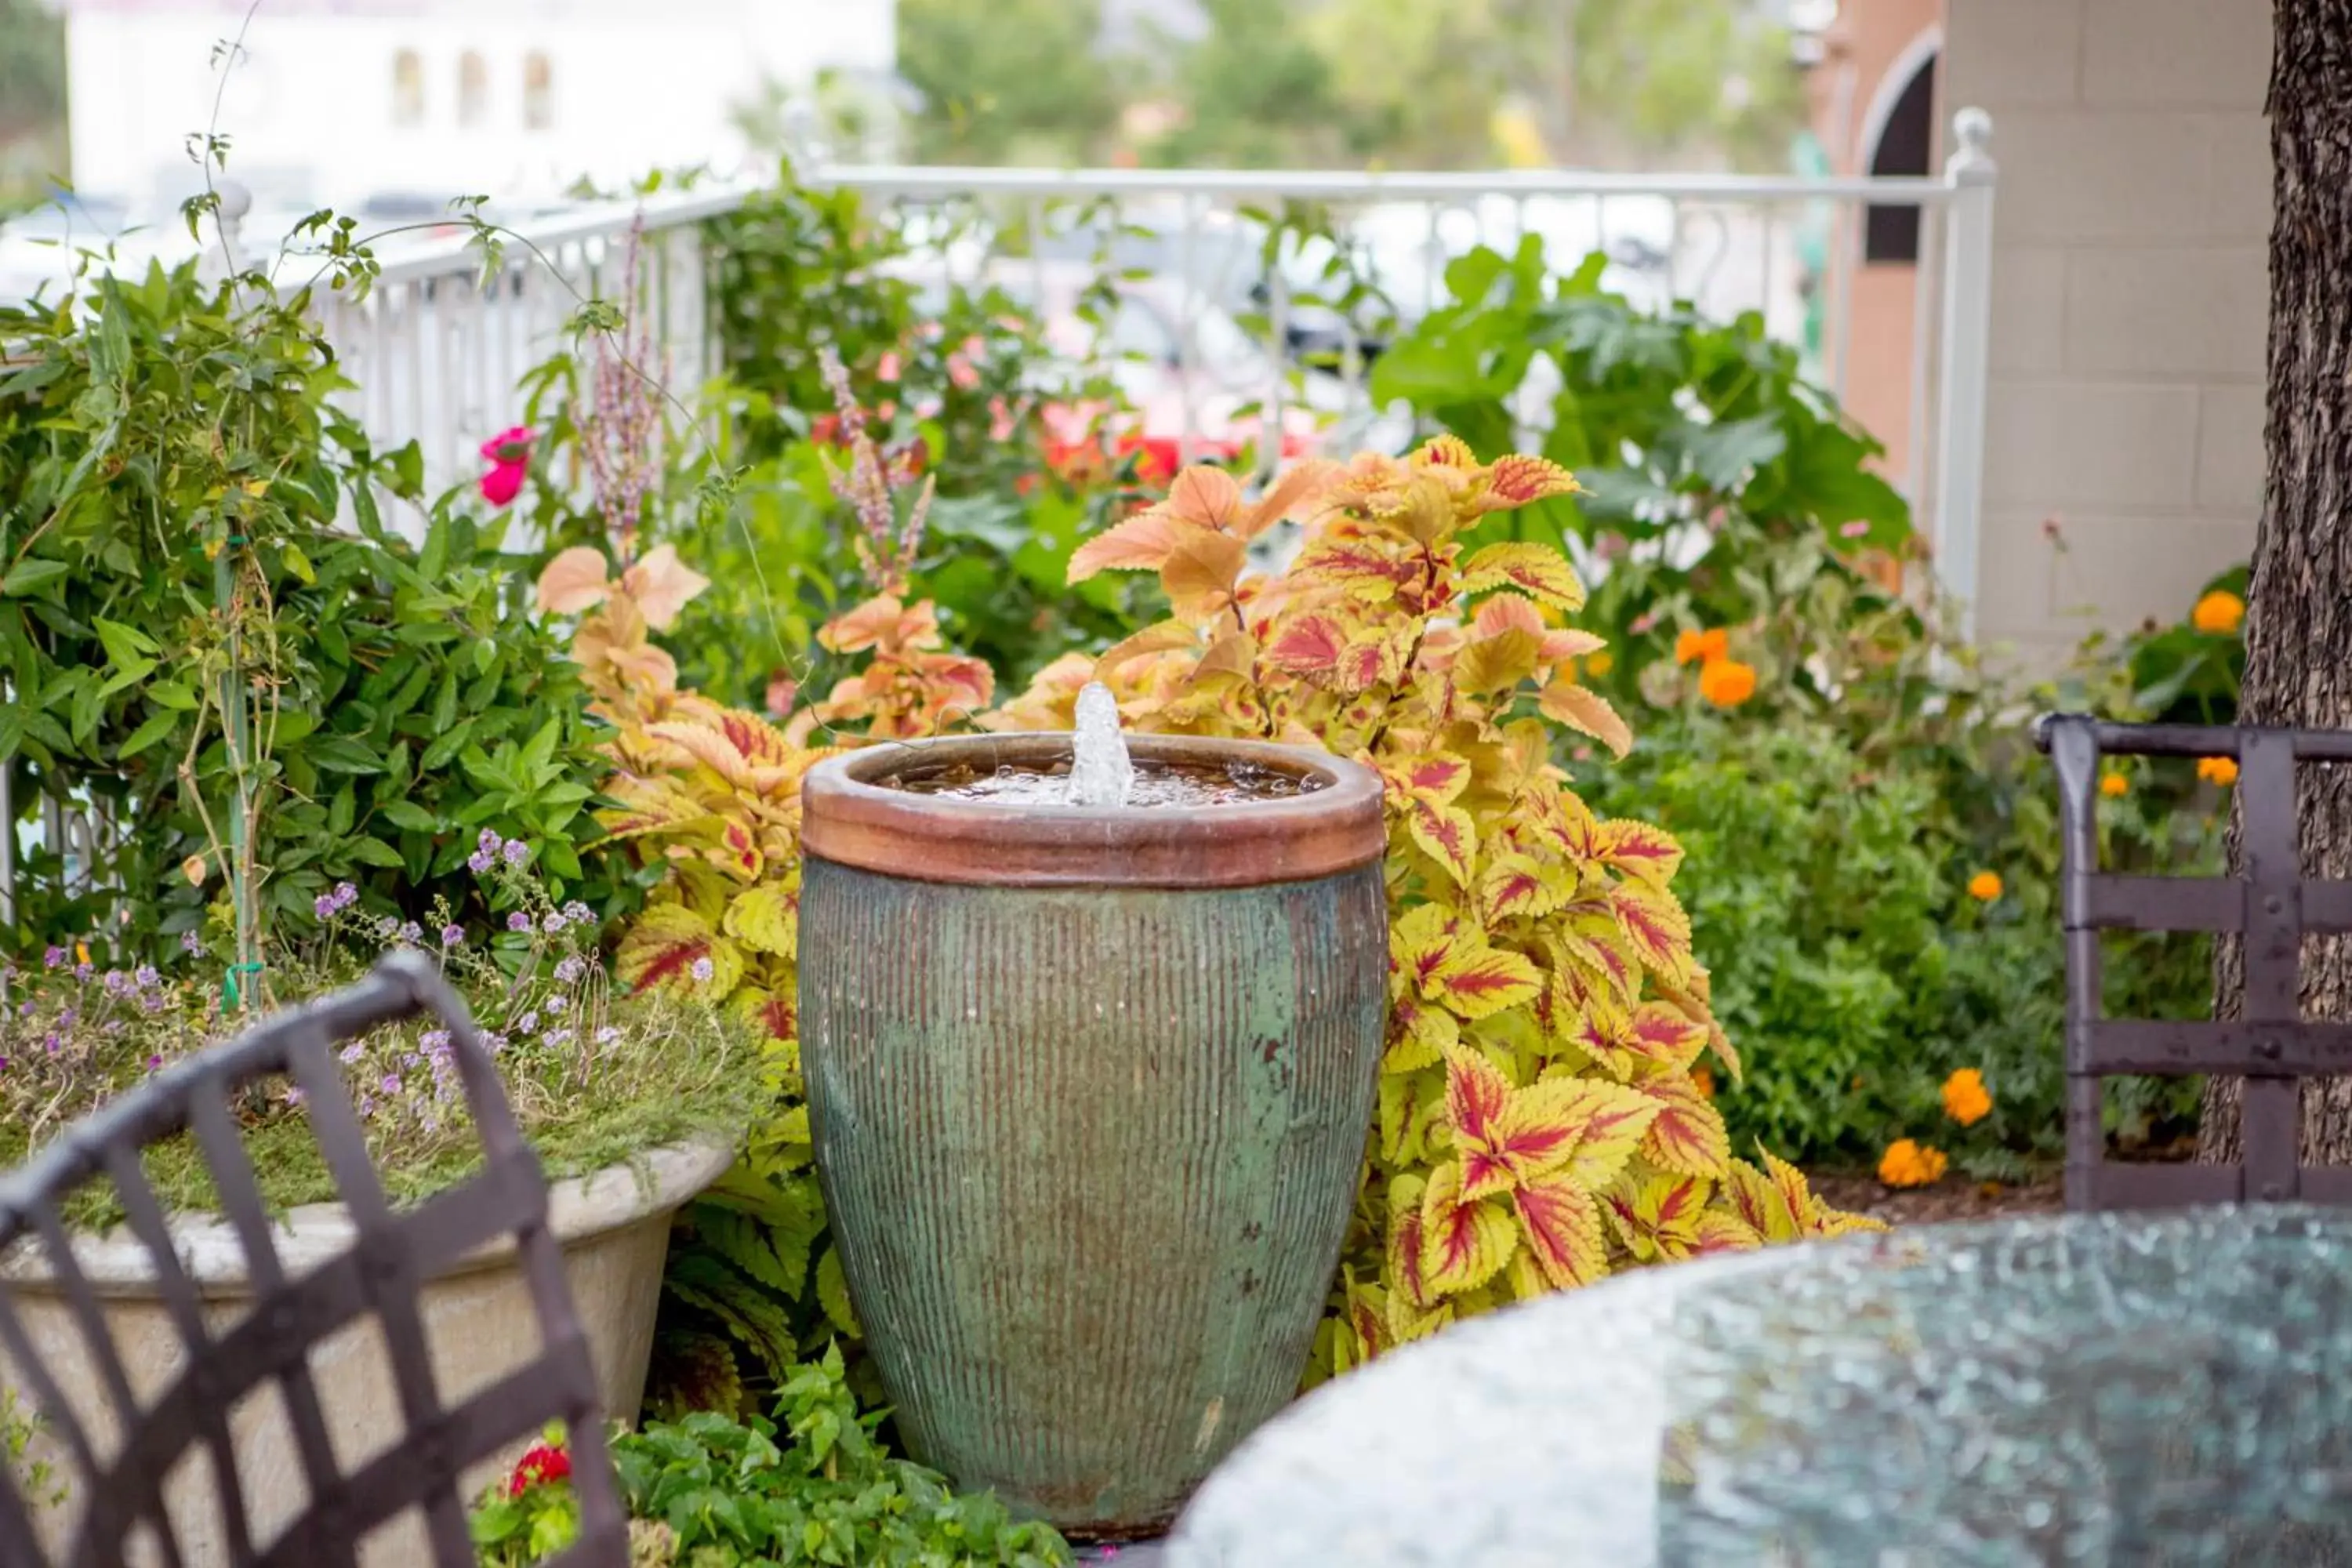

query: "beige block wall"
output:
1944 0 2271 664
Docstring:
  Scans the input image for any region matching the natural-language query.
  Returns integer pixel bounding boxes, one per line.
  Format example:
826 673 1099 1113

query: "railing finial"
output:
1947 108 1995 177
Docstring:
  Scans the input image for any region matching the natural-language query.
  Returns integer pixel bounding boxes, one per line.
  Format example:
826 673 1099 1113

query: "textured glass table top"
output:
1167 1207 2352 1567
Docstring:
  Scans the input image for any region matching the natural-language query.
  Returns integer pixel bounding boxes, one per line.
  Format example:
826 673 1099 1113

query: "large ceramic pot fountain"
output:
798 686 1388 1537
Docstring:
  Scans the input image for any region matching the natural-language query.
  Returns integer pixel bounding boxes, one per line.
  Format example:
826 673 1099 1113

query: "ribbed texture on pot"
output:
800 858 1387 1538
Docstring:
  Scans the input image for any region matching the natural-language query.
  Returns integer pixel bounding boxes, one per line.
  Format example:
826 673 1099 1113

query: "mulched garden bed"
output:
1809 1171 2065 1226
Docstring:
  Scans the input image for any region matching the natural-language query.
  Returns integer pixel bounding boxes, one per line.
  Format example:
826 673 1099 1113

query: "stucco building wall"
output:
1943 0 2270 661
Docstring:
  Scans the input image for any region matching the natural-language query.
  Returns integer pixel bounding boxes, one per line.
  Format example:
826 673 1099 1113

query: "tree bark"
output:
2200 0 2352 1165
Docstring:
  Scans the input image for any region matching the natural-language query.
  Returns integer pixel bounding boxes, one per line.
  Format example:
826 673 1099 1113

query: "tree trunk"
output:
2200 0 2352 1165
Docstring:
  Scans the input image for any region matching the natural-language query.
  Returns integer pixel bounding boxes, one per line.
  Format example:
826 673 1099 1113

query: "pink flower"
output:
1839 519 1871 539
478 426 534 508
875 350 902 383
946 352 981 390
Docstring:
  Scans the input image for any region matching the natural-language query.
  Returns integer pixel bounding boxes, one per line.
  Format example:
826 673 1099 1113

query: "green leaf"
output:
377 799 440 833
306 735 384 773
93 617 161 663
0 561 71 597
343 837 405 869
281 541 316 584
117 710 180 760
815 1248 861 1339
389 441 426 498
97 655 158 699
419 719 476 772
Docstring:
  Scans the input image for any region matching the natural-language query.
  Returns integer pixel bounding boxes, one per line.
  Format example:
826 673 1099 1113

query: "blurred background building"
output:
56 0 896 218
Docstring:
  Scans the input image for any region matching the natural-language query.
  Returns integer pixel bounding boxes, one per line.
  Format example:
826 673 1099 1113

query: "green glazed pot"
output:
798 731 1388 1538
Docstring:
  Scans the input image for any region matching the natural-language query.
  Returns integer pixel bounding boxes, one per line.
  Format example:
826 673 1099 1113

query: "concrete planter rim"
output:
0 1132 738 1298
801 731 1387 889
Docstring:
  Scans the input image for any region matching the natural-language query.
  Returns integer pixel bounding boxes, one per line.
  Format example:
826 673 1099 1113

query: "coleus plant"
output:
992 438 1879 1377
533 390 993 1408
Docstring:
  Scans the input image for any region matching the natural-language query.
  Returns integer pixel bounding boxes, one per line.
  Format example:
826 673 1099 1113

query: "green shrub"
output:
1583 710 2220 1176
0 260 624 964
1368 241 1922 716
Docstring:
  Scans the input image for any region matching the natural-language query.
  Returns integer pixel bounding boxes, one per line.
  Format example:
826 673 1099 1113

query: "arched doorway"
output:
1864 49 1936 264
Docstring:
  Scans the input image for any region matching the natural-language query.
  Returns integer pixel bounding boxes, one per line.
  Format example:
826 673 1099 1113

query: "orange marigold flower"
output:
1697 657 1757 708
1584 649 1614 678
2100 772 2129 798
1941 1068 1993 1127
1966 871 2002 902
2190 590 2245 635
1674 626 1730 666
2198 756 2240 786
1878 1138 1948 1189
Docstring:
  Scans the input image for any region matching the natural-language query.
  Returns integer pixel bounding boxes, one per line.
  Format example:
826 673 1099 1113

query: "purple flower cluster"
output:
314 882 361 921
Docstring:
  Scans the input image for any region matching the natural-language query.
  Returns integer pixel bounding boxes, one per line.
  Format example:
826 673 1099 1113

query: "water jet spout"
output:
1067 681 1134 808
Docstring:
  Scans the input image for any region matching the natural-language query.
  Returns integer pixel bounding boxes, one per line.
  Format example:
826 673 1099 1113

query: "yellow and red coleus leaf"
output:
1386 1172 1432 1310
1445 1043 1657 1196
1381 753 1472 807
1405 797 1477 888
1603 1172 1710 1263
1453 625 1544 695
1653 967 1741 1081
1726 1156 1807 1243
1266 610 1400 693
1290 534 1421 601
1475 453 1582 514
1413 434 1479 470
1510 1173 1607 1290
1392 902 1463 994
1160 528 1250 621
1575 1002 1709 1082
616 903 746 998
1431 944 1543 1019
1478 851 1567 928
596 775 711 843
1455 1068 1614 1201
1592 818 1684 887
1537 677 1632 758
1417 1160 1519 1298
1693 1209 1762 1254
1608 880 1695 980
1384 991 1460 1075
1457 542 1588 612
720 884 798 957
1636 1075 1732 1178
1067 508 1205 583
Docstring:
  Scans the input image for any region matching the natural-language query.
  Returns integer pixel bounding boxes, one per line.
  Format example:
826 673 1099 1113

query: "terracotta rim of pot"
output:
801 732 1386 888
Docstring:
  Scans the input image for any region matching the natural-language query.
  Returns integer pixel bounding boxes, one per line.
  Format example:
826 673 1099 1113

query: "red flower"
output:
507 1442 570 1496
477 425 534 509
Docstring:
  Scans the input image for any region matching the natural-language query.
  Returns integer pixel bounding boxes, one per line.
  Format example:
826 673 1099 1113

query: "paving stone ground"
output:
1075 1540 1168 1564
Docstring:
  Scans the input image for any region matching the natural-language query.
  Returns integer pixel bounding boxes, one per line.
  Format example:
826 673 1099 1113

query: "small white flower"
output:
690 956 715 984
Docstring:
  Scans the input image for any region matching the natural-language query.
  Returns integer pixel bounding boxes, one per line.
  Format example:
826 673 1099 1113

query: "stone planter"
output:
2 1134 734 1565
800 731 1388 1538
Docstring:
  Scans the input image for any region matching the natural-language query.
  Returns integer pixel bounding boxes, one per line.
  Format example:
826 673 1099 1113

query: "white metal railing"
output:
5 118 1998 927
213 112 1997 618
